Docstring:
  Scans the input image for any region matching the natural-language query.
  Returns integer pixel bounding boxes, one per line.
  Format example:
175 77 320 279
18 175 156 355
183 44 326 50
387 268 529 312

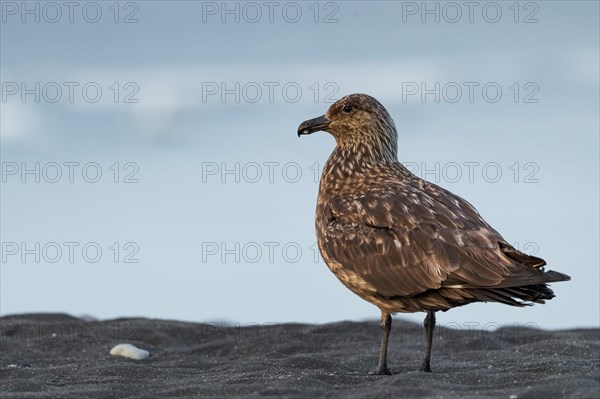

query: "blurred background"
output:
1 1 598 330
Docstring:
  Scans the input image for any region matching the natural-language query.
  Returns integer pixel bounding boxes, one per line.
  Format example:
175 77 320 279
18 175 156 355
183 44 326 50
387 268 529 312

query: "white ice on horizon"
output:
109 343 150 360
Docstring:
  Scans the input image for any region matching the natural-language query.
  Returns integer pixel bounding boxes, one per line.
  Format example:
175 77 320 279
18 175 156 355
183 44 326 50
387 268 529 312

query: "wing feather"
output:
318 170 553 300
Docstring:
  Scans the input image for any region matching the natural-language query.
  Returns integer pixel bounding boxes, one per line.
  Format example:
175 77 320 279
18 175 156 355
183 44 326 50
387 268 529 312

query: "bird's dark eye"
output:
342 105 353 113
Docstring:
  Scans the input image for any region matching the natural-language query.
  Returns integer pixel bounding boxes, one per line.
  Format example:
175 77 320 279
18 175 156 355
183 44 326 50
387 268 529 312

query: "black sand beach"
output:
1 314 598 398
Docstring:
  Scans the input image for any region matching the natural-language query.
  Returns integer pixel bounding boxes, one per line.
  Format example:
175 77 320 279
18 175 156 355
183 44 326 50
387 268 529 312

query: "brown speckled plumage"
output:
298 93 570 374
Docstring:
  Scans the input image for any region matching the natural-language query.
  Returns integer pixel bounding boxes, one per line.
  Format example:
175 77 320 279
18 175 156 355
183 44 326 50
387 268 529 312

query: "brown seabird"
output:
297 93 571 374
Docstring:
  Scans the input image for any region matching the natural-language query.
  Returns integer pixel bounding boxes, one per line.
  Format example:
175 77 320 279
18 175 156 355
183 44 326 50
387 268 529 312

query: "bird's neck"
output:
319 142 398 195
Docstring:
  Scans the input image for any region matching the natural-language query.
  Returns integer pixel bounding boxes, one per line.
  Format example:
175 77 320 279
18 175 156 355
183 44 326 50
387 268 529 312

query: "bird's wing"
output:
319 179 547 298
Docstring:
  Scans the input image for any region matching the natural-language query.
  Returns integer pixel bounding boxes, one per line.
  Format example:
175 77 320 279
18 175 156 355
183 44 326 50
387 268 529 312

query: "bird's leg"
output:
420 310 436 372
375 311 392 375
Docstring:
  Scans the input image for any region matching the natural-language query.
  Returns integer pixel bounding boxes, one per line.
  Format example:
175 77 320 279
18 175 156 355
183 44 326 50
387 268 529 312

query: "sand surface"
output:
1 314 598 398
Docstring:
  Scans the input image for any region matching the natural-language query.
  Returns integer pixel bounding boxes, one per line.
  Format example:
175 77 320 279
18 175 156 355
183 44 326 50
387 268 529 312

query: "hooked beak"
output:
297 115 330 137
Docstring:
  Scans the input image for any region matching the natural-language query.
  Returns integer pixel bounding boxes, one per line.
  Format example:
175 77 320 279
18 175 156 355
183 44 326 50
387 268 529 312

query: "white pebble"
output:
109 343 149 360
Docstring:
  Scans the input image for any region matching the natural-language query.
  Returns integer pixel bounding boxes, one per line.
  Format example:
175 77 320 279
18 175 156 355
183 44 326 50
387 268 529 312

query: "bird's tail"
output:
470 269 570 306
542 269 571 283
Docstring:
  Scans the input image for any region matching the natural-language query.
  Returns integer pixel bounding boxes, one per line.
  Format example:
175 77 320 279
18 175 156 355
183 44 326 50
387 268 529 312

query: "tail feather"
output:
467 269 570 306
543 269 571 283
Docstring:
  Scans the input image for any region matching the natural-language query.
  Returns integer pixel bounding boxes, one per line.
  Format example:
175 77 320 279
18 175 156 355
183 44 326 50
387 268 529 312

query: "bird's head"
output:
298 93 398 162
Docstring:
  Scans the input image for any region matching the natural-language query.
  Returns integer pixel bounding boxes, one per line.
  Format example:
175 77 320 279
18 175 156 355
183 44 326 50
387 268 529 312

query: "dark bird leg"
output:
420 310 436 372
375 311 392 375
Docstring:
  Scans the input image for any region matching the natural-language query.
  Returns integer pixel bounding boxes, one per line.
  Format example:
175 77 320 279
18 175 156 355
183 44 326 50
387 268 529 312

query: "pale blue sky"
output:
1 1 598 329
